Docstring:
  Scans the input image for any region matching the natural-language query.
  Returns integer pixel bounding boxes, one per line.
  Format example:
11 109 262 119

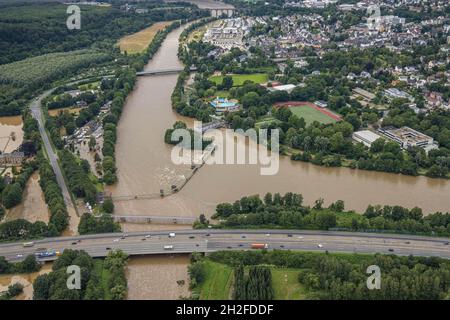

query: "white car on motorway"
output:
318 244 323 248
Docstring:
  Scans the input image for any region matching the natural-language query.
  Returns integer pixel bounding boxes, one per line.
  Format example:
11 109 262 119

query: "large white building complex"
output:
352 130 382 147
378 126 438 152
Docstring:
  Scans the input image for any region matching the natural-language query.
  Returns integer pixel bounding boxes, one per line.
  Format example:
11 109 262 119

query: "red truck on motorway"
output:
251 243 269 249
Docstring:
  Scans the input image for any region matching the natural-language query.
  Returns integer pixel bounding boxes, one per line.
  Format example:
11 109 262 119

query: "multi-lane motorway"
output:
1 229 449 262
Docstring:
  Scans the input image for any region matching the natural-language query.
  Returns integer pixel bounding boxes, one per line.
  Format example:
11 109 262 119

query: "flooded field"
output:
0 115 23 153
4 172 49 224
0 263 52 300
126 255 190 300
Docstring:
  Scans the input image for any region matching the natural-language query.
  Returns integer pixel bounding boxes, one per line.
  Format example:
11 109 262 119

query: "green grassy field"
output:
93 259 112 300
271 268 307 300
196 260 309 300
209 73 268 87
290 106 337 126
198 261 234 300
214 90 230 98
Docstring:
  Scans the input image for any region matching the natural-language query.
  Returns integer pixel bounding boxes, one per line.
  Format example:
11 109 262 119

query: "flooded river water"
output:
109 25 450 223
116 23 450 299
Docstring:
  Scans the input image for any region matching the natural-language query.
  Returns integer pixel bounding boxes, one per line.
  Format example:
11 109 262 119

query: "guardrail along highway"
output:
1 230 450 262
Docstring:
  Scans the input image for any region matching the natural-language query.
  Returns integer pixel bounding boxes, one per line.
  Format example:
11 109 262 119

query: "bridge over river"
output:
3 230 450 262
136 66 196 76
113 215 196 225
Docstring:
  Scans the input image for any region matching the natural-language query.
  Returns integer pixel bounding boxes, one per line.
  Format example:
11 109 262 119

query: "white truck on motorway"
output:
163 245 174 250
169 233 176 238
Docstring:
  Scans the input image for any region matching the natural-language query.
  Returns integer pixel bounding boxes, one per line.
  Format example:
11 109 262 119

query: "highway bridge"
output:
1 230 450 263
112 215 196 225
136 66 197 76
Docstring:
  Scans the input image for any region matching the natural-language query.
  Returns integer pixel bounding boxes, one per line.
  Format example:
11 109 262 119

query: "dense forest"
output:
0 2 207 116
0 2 202 65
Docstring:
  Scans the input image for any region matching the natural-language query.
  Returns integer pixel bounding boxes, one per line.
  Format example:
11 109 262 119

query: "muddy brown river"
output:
109 25 450 223
111 22 450 300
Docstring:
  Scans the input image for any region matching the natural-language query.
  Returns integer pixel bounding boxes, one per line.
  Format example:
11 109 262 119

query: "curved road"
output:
1 229 449 262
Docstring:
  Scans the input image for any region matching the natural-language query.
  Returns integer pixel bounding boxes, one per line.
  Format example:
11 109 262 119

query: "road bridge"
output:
2 230 450 262
113 215 196 225
195 120 227 133
136 66 197 76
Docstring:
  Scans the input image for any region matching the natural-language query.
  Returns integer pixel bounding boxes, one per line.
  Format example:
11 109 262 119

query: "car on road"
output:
106 247 111 250
22 242 34 248
388 248 394 252
266 233 270 237
141 238 146 241
189 236 195 239
113 239 120 242
241 235 246 238
164 245 174 250
238 244 244 247
318 244 323 248
71 241 78 245
287 234 293 237
280 245 285 248
205 233 210 237
17 254 23 258
227 246 232 249
169 233 176 238
444 242 449 245
145 235 151 239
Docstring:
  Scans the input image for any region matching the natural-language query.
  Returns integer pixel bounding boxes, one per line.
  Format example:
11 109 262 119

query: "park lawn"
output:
209 73 268 87
290 106 337 126
255 116 282 128
94 259 112 300
214 90 230 98
118 21 172 54
198 261 234 300
271 268 307 300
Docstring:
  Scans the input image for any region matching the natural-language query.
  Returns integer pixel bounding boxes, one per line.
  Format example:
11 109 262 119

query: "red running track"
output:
273 101 342 121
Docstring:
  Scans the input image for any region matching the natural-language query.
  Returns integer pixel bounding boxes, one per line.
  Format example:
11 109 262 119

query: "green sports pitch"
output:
209 73 268 87
289 106 338 126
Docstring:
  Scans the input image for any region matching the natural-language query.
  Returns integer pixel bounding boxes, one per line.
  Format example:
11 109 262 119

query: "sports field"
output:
290 106 337 125
209 73 268 87
118 21 172 54
274 101 341 126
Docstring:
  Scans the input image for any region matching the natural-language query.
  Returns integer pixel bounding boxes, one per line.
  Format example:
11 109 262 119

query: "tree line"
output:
33 249 128 300
233 264 274 300
209 250 450 300
205 192 450 237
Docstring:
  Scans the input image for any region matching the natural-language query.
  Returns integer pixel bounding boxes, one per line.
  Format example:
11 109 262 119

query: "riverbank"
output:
110 23 450 224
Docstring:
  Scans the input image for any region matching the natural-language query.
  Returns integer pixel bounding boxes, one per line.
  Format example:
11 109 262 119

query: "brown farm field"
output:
118 21 173 54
